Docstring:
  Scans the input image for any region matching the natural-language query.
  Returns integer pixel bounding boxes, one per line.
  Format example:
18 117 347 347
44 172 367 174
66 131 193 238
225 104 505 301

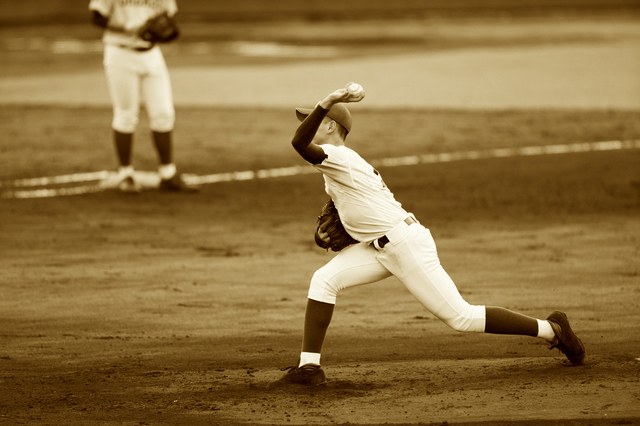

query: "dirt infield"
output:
2 106 639 425
1 15 640 426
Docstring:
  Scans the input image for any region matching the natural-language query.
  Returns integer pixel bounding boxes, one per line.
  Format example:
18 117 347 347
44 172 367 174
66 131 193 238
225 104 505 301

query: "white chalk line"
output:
2 139 639 199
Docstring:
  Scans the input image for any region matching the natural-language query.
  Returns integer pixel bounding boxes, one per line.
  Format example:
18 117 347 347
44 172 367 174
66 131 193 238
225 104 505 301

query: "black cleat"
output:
266 364 327 390
547 311 585 366
159 174 199 192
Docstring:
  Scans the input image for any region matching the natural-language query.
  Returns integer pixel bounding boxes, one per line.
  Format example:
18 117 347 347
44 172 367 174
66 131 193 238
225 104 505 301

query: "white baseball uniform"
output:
89 0 177 133
308 143 486 333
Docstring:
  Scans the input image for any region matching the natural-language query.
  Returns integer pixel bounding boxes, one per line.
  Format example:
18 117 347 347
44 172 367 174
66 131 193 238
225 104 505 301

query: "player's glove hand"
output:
315 199 359 252
137 12 179 43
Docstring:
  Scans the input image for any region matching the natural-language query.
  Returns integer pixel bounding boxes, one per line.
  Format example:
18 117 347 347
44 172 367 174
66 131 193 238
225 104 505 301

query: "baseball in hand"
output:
347 83 363 95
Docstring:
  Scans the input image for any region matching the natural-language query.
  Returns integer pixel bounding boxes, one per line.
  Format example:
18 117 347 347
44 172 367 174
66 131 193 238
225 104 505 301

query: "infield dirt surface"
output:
1 13 640 426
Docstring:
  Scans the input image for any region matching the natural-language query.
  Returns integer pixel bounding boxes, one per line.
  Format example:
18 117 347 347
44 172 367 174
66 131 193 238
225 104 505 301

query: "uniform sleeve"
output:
316 145 346 168
89 0 112 16
314 145 356 187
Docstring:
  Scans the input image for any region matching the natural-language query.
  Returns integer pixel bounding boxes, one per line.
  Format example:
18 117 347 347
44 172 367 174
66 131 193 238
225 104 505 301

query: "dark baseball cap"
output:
295 103 352 133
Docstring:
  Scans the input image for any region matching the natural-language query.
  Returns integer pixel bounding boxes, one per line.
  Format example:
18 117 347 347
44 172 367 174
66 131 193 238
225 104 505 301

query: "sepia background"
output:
1 1 639 425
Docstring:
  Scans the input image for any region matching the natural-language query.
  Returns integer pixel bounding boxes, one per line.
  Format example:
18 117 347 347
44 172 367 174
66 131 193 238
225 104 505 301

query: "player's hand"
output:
342 82 366 103
320 82 365 109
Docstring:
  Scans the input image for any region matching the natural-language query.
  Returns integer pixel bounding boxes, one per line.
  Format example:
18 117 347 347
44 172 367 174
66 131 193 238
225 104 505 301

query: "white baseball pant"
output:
103 45 175 134
308 220 487 333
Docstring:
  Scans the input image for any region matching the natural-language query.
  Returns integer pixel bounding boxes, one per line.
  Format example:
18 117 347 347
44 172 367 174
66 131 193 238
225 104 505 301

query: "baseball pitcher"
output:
267 83 585 389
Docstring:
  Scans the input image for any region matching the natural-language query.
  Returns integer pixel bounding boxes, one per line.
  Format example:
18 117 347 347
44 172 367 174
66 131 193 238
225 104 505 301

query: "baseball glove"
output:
138 12 179 43
315 199 358 252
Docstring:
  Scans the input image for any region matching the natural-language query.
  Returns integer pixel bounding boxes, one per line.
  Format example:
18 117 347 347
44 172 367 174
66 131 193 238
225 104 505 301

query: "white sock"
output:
118 165 134 179
537 319 556 342
299 352 321 367
158 163 177 180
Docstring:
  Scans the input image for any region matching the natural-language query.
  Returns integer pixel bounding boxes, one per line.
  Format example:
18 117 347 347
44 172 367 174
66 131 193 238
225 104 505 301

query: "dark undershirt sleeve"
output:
291 105 330 165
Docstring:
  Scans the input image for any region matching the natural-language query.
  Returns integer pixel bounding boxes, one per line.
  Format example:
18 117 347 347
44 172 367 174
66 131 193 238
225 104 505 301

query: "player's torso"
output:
90 0 177 48
318 145 407 242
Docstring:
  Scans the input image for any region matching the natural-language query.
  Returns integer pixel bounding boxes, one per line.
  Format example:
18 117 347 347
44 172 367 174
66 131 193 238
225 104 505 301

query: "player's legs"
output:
308 242 392 304
104 46 142 138
267 243 391 389
104 46 142 188
376 223 584 365
140 49 176 176
377 224 550 337
375 225 485 332
139 49 197 191
152 130 174 176
114 130 134 168
152 131 172 164
301 242 392 366
300 299 334 359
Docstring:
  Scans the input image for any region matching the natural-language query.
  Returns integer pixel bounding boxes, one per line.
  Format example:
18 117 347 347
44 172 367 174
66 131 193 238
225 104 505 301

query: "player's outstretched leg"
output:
483 307 585 365
266 364 327 390
546 311 585 365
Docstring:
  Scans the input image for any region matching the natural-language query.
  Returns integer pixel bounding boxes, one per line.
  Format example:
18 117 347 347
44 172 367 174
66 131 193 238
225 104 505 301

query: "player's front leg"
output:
267 243 390 389
266 298 332 390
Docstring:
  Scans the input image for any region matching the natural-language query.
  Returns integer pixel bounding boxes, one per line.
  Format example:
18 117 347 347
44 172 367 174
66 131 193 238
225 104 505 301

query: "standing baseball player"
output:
267 83 585 389
90 0 197 192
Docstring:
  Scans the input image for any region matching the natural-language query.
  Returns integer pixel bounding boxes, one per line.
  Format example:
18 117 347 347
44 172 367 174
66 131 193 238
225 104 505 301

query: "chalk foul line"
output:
2 139 638 199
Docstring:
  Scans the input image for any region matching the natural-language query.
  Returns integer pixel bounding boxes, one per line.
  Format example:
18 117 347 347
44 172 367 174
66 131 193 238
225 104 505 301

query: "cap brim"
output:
295 108 313 122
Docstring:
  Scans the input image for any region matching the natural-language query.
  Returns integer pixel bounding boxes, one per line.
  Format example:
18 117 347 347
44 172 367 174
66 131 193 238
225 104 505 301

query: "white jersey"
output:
89 0 177 49
315 144 408 243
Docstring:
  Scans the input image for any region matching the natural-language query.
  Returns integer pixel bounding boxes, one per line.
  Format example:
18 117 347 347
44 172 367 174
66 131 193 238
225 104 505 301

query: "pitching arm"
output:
291 105 329 165
292 84 365 164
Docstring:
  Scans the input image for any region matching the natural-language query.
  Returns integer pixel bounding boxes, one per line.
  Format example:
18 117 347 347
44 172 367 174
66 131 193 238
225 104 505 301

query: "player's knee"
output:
112 109 138 133
443 315 476 332
440 304 485 333
307 269 343 305
149 110 175 133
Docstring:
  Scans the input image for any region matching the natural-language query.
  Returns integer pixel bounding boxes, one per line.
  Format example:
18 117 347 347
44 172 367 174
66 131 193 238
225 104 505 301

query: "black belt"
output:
118 43 155 52
375 216 418 249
